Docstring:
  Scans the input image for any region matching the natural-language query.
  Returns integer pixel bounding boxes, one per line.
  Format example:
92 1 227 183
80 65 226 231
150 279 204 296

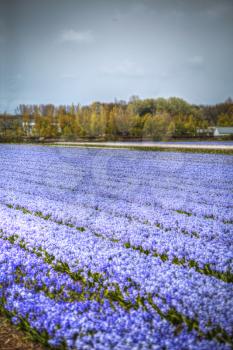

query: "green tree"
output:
217 113 233 126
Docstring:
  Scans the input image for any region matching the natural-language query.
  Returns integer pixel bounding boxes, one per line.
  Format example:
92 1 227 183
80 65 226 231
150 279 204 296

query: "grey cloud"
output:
60 29 93 43
187 56 205 67
101 60 145 78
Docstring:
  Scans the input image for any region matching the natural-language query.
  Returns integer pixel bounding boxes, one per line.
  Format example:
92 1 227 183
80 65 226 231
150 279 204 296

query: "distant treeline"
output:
0 96 233 141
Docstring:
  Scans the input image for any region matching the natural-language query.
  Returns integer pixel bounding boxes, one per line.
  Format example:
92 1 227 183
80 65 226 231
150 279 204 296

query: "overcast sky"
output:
1 0 233 112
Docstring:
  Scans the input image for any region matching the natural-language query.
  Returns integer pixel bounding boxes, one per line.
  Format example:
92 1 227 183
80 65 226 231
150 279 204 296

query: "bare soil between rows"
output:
0 315 44 350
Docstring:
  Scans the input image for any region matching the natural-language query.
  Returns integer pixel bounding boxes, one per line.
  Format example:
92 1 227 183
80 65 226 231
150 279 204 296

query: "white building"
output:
196 127 215 136
213 127 233 137
22 120 36 136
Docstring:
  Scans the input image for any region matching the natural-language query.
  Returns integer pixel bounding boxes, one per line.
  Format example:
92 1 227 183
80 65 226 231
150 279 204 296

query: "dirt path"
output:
0 315 44 350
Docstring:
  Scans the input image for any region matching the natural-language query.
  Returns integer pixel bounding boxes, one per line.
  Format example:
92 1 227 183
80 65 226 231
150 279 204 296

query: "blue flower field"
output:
0 145 232 349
